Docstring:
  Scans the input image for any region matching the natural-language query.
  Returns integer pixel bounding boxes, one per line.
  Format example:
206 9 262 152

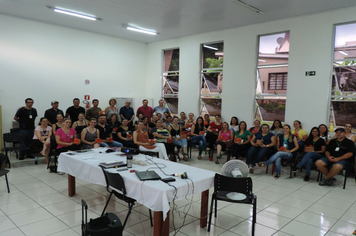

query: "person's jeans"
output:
100 141 123 148
264 151 293 175
19 129 34 158
231 143 250 158
190 135 207 155
297 152 323 176
246 146 274 167
172 138 187 153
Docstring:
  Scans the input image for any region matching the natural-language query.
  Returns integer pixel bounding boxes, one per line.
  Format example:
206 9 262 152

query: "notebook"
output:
135 170 161 181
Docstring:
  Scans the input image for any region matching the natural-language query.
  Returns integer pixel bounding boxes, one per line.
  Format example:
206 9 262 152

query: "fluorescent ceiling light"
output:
126 26 157 35
47 6 101 21
231 0 264 14
339 51 348 55
204 45 218 50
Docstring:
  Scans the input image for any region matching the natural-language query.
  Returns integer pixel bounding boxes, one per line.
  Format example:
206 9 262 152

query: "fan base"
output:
226 192 246 201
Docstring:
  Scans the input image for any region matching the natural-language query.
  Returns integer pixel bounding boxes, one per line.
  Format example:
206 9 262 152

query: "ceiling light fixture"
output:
231 0 264 14
339 51 348 55
47 6 101 21
204 45 218 50
125 26 157 35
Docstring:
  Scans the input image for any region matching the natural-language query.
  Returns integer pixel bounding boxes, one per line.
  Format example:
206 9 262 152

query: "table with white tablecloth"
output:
57 148 215 236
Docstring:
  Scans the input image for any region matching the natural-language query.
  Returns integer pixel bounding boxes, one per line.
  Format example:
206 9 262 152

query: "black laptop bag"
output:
81 199 123 236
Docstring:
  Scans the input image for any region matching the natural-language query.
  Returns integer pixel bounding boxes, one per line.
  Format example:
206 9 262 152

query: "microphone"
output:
172 172 188 179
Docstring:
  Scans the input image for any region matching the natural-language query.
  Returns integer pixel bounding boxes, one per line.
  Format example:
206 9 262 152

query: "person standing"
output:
65 98 85 123
44 100 64 126
85 99 101 121
153 99 169 117
119 100 135 126
137 99 153 123
104 98 118 122
14 98 38 160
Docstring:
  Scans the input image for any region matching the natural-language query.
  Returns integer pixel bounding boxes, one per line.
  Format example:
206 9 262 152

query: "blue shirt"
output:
153 106 169 116
255 132 274 145
119 106 134 120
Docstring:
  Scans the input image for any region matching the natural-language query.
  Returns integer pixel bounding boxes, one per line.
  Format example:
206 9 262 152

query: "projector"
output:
121 147 140 155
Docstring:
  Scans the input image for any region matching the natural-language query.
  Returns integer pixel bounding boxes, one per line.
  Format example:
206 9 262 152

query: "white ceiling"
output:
1 0 356 43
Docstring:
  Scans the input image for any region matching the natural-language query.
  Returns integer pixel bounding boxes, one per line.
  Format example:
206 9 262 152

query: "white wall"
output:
0 14 147 133
146 6 356 132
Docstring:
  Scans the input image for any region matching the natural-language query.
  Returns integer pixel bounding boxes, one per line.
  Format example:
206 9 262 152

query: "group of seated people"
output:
32 103 355 186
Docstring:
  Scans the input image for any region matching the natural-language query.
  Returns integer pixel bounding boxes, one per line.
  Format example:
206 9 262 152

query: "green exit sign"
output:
305 71 316 76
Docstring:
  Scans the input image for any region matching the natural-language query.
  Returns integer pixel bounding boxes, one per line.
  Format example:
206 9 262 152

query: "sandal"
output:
198 155 202 160
274 174 280 179
249 168 254 174
216 155 221 159
183 154 188 161
215 160 219 164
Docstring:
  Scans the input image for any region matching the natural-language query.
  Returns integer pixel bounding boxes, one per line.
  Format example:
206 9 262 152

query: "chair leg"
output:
207 195 215 232
214 197 218 218
343 169 348 189
101 192 113 216
149 209 153 227
265 165 268 174
5 174 10 193
123 202 134 229
317 171 322 182
252 196 257 236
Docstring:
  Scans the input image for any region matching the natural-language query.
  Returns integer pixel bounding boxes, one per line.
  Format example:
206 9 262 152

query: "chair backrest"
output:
10 128 20 141
3 133 13 144
100 166 127 195
214 173 253 199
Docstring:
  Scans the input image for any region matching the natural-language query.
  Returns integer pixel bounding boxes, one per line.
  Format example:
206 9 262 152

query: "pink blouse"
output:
56 128 76 149
221 131 232 141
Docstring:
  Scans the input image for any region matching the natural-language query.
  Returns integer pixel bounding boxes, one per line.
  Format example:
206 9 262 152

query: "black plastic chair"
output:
100 167 153 229
316 158 355 189
208 174 256 236
0 154 10 193
3 133 31 168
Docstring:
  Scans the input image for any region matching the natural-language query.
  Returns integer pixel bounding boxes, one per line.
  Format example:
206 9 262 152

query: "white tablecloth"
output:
57 148 215 220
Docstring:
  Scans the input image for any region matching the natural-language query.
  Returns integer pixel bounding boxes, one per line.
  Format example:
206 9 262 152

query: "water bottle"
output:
126 155 133 168
34 156 38 165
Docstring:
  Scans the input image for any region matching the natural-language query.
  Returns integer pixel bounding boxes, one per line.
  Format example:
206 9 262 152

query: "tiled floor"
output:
0 151 356 236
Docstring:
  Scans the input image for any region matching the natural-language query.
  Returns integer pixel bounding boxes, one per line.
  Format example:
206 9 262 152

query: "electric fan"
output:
220 160 249 200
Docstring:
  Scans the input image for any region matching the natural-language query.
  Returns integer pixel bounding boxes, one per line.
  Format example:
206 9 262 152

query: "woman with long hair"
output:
231 121 251 159
292 120 307 142
108 113 121 141
190 117 208 160
205 115 222 152
72 113 88 139
52 114 64 134
260 124 299 179
55 118 81 153
344 123 356 143
318 124 329 143
249 120 261 136
81 118 100 149
117 119 136 148
168 116 188 161
215 122 234 164
230 117 239 132
247 124 276 173
270 119 283 136
32 117 52 163
295 127 326 181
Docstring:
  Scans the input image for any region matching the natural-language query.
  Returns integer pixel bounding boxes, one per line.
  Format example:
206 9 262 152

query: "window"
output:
254 32 290 123
200 42 223 117
162 49 179 114
330 22 356 127
268 73 288 90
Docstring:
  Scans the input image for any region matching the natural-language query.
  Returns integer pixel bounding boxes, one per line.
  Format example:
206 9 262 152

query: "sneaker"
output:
319 178 329 186
303 175 310 181
327 177 337 186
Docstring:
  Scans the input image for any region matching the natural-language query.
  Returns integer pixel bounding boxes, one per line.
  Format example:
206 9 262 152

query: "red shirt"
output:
137 106 153 122
210 122 222 132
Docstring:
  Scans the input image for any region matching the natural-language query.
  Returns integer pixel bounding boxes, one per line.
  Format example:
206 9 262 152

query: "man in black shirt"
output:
44 100 64 126
316 128 355 186
95 114 122 148
14 98 38 160
65 98 86 123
